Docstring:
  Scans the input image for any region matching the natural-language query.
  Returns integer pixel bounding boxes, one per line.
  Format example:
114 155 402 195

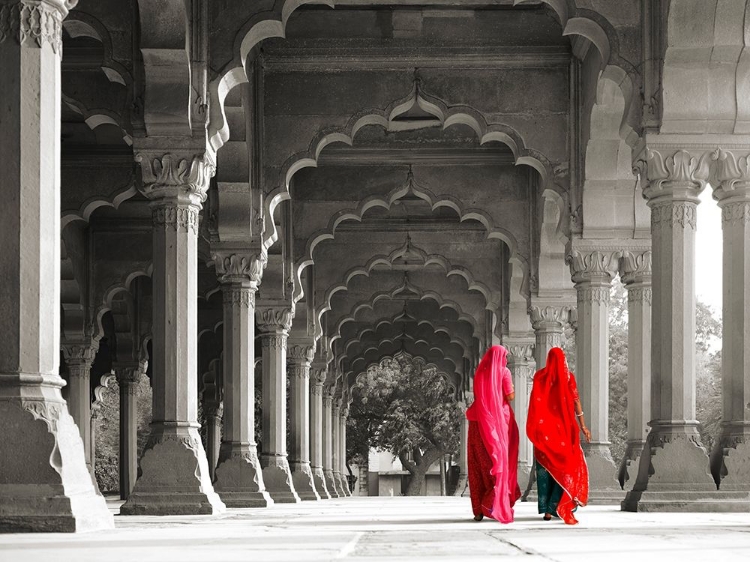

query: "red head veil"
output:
466 345 520 522
526 347 589 507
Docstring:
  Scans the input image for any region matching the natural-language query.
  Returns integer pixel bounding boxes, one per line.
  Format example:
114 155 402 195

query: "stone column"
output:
506 341 535 484
623 148 718 512
287 344 320 501
529 305 570 367
256 306 300 503
618 250 653 490
310 368 330 498
62 342 98 477
331 397 343 496
212 254 271 507
121 152 224 515
710 149 750 492
339 404 351 496
204 401 223 482
453 398 470 497
322 387 339 496
115 364 141 500
0 0 113 532
568 249 623 502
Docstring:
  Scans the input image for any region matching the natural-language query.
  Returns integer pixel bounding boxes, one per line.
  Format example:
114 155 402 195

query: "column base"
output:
584 443 625 504
0 395 115 532
261 456 300 503
453 472 468 497
517 462 531 495
312 467 331 499
618 440 646 490
213 443 273 508
120 425 226 515
290 462 320 501
324 470 340 497
335 471 349 496
711 425 750 491
622 423 718 512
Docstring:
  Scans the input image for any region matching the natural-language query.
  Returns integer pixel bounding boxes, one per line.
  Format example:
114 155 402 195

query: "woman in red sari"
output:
527 347 591 525
466 345 521 523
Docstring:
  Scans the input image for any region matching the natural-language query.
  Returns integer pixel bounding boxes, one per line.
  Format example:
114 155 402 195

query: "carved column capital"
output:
529 304 571 329
204 401 224 419
213 250 267 286
256 306 294 334
711 149 750 224
136 151 215 206
620 249 653 285
637 148 713 203
566 249 621 285
62 341 99 369
288 344 315 366
505 342 535 364
114 362 142 387
0 1 75 55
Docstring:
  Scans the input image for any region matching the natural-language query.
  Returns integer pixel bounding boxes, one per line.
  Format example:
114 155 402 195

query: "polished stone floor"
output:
1 495 749 561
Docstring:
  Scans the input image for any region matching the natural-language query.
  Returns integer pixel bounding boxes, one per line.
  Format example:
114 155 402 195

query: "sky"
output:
695 188 723 318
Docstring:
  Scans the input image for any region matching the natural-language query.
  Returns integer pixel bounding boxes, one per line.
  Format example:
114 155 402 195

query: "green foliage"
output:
347 353 461 488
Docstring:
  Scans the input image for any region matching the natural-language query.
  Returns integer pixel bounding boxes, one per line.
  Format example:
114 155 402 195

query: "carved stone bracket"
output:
256 306 294 333
213 251 267 286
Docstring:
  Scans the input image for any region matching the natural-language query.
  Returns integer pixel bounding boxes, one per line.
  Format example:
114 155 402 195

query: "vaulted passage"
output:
2 0 750 537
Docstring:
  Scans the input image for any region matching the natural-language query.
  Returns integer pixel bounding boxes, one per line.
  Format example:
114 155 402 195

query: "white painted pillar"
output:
624 148 717 512
529 305 570 367
619 250 652 489
331 398 343 496
256 305 300 503
710 149 750 491
213 256 271 507
339 405 351 496
287 343 320 500
506 341 536 483
453 400 470 496
568 249 622 499
121 152 224 515
322 388 339 496
310 368 330 498
0 0 113 531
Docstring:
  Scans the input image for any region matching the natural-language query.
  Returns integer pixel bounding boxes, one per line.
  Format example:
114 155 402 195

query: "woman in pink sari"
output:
466 345 521 523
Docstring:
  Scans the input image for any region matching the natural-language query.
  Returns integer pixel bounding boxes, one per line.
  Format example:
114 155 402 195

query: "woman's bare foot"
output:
473 514 484 521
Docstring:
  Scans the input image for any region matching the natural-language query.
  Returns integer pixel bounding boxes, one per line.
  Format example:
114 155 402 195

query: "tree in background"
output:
347 353 461 495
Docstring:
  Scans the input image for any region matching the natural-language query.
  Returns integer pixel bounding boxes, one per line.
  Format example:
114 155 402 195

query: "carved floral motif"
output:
650 202 697 230
222 286 254 309
638 149 713 198
213 252 267 285
152 205 199 234
137 153 214 201
721 202 750 226
0 1 68 54
256 307 293 332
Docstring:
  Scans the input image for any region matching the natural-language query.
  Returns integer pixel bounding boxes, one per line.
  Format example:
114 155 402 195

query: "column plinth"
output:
121 154 225 516
623 148 722 512
568 249 624 504
618 251 652 490
212 264 272 507
257 307 300 503
310 367 330 498
287 344 320 501
0 0 113 532
322 389 339 497
709 150 750 494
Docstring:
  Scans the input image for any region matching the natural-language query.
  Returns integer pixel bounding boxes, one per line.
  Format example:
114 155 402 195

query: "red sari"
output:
466 346 521 523
526 347 589 524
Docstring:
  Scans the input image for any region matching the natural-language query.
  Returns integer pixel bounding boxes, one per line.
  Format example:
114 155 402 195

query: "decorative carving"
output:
288 345 315 364
136 153 214 201
23 400 63 432
261 334 287 350
529 305 571 328
143 432 202 455
639 149 713 199
152 205 199 234
256 307 293 332
650 201 697 230
627 287 653 305
62 342 98 366
288 363 310 380
567 249 620 283
620 250 652 284
576 286 610 305
506 343 535 363
712 149 750 194
721 202 750 226
222 286 254 309
0 1 67 54
213 252 267 285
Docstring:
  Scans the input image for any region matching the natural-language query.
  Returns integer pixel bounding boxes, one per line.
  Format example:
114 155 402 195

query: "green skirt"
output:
536 460 563 516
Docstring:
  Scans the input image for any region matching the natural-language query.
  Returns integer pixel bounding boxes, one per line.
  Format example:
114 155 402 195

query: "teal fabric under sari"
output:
535 460 563 516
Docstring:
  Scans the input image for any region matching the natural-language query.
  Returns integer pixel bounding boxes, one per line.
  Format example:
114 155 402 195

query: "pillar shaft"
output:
506 342 535 481
212 261 271 507
710 150 750 490
323 390 339 496
310 369 330 498
205 403 222 482
624 148 717 512
121 153 224 515
257 306 300 503
339 407 350 495
454 407 469 496
332 400 342 495
0 0 113 532
530 305 570 367
62 343 98 476
619 251 652 489
287 344 319 500
116 366 140 500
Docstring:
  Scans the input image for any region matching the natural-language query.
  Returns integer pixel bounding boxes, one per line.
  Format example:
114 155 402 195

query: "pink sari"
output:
466 345 521 523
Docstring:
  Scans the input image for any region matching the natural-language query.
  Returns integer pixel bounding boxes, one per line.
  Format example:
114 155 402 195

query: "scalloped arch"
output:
94 268 153 341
